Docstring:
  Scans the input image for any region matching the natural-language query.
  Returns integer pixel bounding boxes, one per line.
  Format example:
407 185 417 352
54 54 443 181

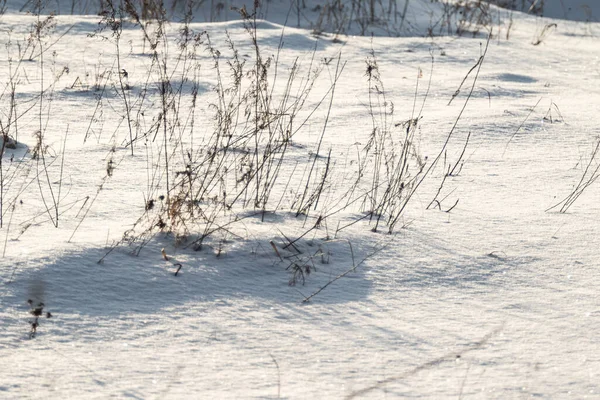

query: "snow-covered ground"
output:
1 1 600 398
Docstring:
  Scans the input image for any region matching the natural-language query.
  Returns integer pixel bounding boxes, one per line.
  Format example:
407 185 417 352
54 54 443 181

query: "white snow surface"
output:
1 1 600 399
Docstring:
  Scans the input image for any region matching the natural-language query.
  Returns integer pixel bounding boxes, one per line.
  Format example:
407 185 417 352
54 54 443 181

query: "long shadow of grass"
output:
2 233 373 317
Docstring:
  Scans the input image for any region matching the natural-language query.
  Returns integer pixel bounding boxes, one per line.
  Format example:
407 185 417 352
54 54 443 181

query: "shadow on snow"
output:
3 231 373 317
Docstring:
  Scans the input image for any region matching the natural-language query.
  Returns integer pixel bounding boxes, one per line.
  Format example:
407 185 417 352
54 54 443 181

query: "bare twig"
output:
346 324 504 399
302 239 385 303
503 97 542 157
269 353 281 398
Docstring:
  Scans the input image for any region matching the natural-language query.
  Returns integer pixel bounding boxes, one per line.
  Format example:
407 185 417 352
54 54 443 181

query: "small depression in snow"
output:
492 73 538 84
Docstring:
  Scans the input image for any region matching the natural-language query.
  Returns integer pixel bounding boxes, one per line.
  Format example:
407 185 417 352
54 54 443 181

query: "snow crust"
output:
1 1 600 398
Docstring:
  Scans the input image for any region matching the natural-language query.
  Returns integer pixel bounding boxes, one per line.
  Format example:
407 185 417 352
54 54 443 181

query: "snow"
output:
1 0 600 398
531 0 600 22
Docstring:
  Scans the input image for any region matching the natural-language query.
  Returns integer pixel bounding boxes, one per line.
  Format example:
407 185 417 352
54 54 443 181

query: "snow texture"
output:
1 0 600 399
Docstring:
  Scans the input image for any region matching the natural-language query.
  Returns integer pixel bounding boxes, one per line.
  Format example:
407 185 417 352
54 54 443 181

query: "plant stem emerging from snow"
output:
345 324 504 399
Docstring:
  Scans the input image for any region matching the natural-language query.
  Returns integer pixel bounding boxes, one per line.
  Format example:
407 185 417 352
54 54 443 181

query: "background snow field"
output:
1 0 600 398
